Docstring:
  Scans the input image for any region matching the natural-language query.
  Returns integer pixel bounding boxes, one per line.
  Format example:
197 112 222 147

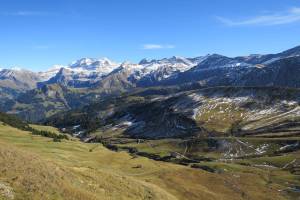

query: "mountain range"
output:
1 45 300 126
2 45 300 92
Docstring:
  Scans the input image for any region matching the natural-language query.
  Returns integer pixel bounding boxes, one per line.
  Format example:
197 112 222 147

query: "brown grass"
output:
0 123 290 200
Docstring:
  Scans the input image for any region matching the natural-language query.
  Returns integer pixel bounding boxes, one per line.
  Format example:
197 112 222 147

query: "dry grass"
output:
0 124 290 200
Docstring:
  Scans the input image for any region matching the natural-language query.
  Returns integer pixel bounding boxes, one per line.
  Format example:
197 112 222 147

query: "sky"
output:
0 0 300 71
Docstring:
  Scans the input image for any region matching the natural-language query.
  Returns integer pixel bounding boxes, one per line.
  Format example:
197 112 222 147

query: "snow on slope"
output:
38 65 66 81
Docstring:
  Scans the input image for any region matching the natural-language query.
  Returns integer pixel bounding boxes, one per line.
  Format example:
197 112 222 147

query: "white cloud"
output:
142 44 175 50
216 7 300 26
0 11 57 17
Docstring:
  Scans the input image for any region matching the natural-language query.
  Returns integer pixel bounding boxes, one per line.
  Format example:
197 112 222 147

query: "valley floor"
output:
0 123 299 200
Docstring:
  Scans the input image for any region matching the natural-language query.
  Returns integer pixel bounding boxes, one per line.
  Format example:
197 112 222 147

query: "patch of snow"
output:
281 100 298 106
253 164 278 169
73 125 80 130
122 121 133 126
255 144 269 154
262 57 281 65
175 124 187 130
280 143 299 151
74 131 85 137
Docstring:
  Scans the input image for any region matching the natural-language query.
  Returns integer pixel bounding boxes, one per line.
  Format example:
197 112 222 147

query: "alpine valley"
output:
1 45 300 200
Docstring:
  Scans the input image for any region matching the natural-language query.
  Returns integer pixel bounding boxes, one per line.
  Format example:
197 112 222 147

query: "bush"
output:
29 128 69 140
0 112 29 130
0 112 69 140
53 138 61 142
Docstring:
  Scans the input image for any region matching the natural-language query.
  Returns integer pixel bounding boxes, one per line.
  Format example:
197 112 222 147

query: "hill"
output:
0 122 296 200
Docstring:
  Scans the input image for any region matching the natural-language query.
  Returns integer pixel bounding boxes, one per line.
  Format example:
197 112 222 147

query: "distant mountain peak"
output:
1 44 300 96
70 58 95 67
138 58 152 65
70 57 117 69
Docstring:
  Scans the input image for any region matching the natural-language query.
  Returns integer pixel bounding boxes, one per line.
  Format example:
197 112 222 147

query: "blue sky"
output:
0 0 300 71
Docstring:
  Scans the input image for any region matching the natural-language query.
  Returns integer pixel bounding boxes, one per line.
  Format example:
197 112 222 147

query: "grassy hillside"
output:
0 112 29 130
0 112 68 141
0 123 295 200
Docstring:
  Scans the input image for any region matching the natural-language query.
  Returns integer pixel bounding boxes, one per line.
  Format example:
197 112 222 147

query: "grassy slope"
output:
0 124 290 200
106 136 300 199
29 124 62 135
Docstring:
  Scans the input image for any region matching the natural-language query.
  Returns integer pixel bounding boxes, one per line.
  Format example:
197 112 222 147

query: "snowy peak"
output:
71 58 96 67
57 67 72 75
70 57 118 71
38 65 66 81
167 56 194 65
38 57 121 85
66 57 121 78
139 56 195 66
137 56 198 73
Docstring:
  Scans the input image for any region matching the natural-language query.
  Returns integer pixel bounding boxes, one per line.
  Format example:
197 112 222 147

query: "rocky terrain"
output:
42 86 300 140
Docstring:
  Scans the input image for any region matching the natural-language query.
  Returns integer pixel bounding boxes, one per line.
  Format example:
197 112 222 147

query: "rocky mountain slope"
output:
0 69 42 112
163 46 300 87
44 86 300 139
0 68 41 91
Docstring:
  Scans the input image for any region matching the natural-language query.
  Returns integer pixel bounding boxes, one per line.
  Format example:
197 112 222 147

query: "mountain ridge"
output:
1 45 300 91
1 45 300 123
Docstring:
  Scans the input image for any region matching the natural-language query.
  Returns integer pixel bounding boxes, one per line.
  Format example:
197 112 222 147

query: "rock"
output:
0 182 14 200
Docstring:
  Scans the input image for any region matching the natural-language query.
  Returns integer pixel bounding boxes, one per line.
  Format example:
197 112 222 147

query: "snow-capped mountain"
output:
108 56 203 87
70 57 118 72
1 45 300 93
36 56 202 88
163 46 300 87
140 56 199 74
41 58 119 78
38 65 67 81
37 58 121 87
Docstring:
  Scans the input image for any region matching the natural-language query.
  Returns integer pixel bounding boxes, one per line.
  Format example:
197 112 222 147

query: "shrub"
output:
0 112 69 140
53 138 61 142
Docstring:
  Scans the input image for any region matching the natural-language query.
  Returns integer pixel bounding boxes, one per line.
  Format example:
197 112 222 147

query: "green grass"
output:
194 99 246 133
248 155 297 168
106 135 300 200
29 124 62 135
117 139 185 157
